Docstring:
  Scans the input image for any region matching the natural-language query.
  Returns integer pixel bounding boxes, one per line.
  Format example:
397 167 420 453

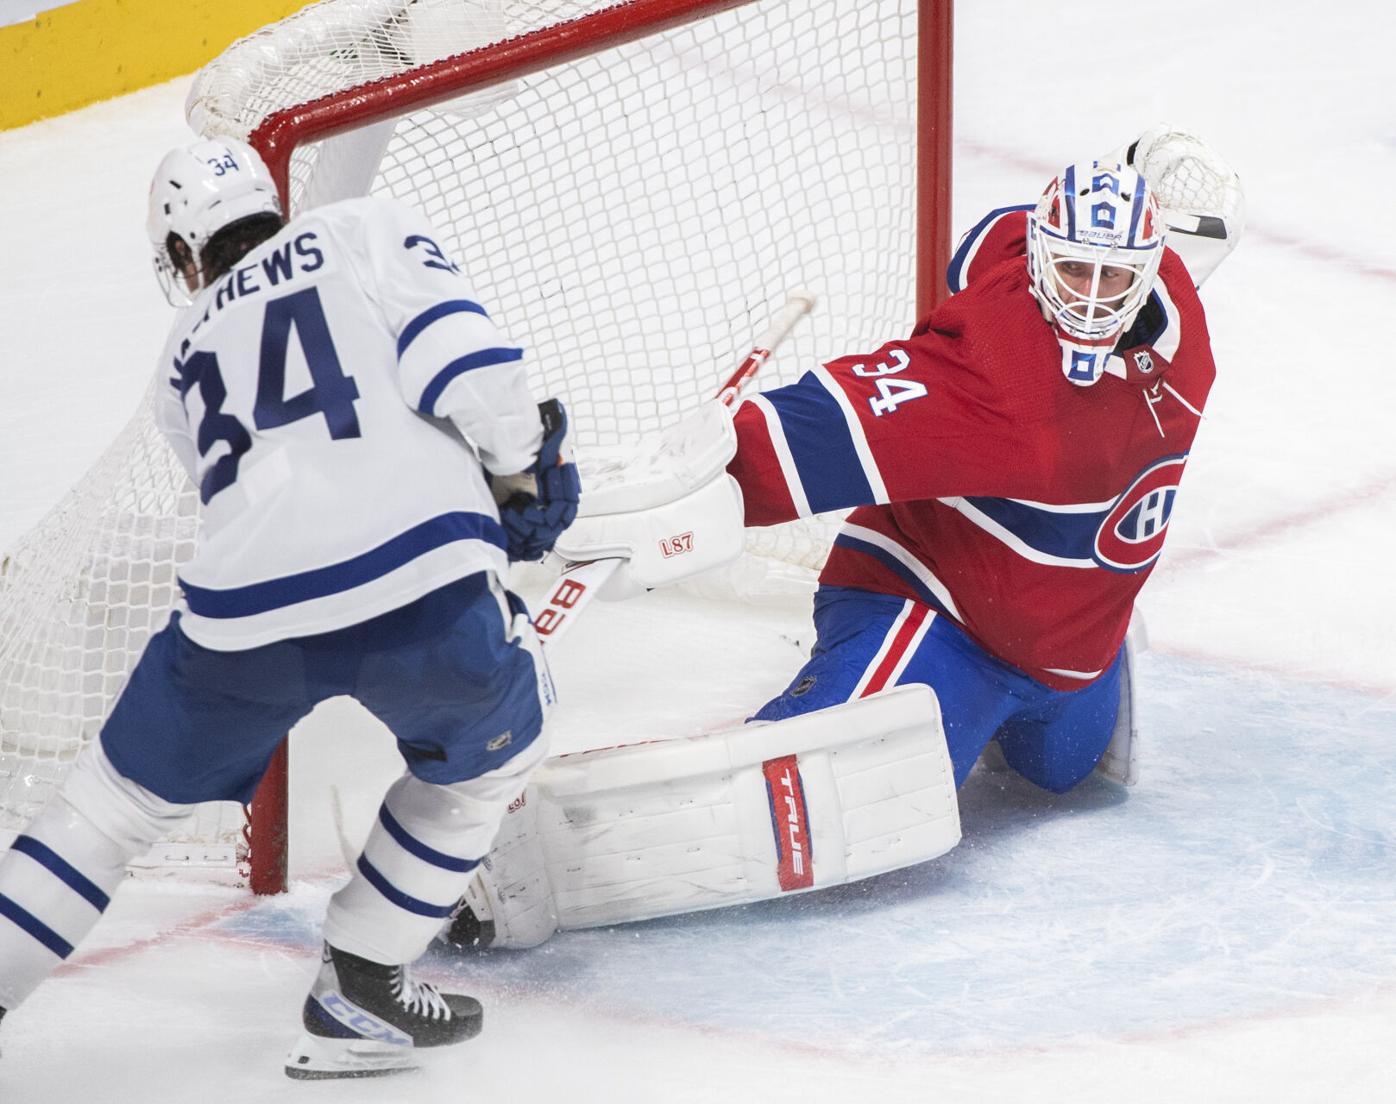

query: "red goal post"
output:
0 0 953 897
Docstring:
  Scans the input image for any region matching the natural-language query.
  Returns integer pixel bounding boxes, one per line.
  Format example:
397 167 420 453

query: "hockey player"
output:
726 128 1243 790
0 137 579 1078
444 128 1244 950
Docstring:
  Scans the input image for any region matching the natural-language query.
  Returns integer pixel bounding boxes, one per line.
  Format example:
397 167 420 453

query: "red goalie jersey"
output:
728 209 1216 690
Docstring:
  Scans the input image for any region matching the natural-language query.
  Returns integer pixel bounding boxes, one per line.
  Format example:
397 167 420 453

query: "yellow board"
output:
1 0 317 130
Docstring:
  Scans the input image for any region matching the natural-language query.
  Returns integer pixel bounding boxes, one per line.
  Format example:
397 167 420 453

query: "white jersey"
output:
154 197 543 650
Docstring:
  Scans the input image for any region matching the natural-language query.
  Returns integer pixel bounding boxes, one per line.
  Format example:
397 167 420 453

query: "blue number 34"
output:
175 287 361 503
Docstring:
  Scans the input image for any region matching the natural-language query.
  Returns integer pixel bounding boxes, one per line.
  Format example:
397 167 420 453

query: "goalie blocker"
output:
442 685 961 949
550 401 746 601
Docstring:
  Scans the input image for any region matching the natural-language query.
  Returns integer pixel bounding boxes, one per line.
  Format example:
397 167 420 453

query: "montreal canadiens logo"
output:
1092 455 1188 572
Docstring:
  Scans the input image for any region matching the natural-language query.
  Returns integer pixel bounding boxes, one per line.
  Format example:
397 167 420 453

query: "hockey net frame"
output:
0 0 953 894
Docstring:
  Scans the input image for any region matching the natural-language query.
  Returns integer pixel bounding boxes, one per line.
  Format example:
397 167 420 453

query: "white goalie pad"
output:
1096 617 1144 786
553 402 745 598
477 685 960 945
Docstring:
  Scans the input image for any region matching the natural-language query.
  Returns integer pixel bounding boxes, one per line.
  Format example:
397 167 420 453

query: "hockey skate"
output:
284 943 483 1080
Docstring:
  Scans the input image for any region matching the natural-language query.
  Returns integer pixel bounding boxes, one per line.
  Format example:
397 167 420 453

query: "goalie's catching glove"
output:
1099 124 1245 287
491 399 581 562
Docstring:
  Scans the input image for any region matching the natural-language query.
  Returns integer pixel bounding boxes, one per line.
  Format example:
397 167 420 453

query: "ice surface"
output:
2 0 1395 1099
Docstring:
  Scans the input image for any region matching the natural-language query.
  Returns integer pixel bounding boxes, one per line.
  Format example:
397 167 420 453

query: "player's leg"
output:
440 586 979 950
285 572 550 1079
0 613 310 1018
0 742 192 1016
993 648 1125 794
754 586 1022 786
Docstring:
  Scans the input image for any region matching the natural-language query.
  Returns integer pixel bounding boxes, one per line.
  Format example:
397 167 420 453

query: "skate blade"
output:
284 1031 418 1080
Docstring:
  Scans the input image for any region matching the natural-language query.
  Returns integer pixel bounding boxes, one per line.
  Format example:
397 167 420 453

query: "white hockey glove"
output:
1102 124 1245 286
551 402 746 600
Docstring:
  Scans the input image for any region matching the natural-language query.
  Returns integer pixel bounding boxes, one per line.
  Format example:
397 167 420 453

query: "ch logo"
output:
1093 455 1188 572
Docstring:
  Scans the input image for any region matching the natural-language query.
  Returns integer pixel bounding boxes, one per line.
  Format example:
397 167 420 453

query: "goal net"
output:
0 0 950 892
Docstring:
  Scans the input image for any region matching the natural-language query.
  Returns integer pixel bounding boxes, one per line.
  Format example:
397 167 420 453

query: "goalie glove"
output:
551 402 746 599
490 399 581 562
1102 124 1245 287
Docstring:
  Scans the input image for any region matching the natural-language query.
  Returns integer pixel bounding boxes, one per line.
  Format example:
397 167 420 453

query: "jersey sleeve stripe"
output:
178 511 506 619
377 806 479 873
355 855 458 919
397 299 490 358
945 205 1034 294
747 394 813 518
0 892 74 958
808 366 890 505
9 836 111 912
834 522 963 621
418 347 524 416
762 374 876 513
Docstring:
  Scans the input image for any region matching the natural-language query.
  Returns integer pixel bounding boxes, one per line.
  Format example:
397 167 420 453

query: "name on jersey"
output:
210 232 326 313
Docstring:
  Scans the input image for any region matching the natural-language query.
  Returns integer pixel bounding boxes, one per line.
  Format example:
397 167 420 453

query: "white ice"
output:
2 1 1396 1100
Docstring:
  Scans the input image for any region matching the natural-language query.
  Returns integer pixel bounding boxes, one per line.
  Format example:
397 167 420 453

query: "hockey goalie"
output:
445 125 1246 952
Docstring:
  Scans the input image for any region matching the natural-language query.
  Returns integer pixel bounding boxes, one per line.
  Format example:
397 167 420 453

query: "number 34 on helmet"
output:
146 137 284 307
1026 160 1164 387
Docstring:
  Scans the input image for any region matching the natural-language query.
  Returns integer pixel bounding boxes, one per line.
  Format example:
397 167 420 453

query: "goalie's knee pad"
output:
1095 628 1140 786
440 789 559 952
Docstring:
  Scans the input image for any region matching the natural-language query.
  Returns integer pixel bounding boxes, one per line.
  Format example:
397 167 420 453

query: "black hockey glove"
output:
493 399 581 562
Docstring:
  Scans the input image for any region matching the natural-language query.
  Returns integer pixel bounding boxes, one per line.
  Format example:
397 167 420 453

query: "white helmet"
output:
147 137 283 305
1026 160 1164 381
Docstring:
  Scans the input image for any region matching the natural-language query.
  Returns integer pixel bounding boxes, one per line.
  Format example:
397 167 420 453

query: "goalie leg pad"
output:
474 685 959 945
1095 627 1141 786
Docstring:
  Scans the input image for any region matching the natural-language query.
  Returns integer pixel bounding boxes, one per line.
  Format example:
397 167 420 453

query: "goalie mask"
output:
147 138 283 306
1026 160 1164 386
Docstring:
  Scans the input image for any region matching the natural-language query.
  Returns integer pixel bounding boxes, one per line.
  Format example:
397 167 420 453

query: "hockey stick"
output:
531 291 816 646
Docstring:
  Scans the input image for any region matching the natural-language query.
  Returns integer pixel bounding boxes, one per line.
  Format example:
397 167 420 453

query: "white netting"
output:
1 0 926 872
189 0 921 567
0 381 247 861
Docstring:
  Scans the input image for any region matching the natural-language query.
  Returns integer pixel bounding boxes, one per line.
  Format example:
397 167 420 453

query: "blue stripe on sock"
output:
378 807 478 874
356 856 457 919
10 835 110 912
0 893 74 959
